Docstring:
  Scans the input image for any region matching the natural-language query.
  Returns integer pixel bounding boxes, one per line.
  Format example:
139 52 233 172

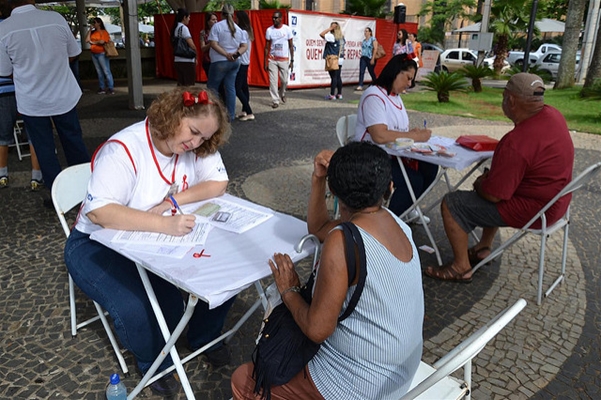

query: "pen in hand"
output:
169 195 184 215
423 119 427 129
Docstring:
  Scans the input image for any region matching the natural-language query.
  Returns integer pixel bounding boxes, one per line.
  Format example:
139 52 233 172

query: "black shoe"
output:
149 373 180 397
204 344 231 367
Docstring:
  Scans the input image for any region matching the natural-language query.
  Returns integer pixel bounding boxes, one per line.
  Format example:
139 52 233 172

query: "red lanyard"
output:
146 119 178 185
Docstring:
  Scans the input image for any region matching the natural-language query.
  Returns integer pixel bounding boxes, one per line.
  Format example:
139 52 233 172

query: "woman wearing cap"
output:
64 88 234 396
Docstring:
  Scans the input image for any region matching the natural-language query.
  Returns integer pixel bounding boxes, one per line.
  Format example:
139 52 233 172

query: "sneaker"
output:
325 95 336 100
336 94 343 100
30 179 43 192
0 176 8 188
271 103 279 109
236 112 247 119
97 89 106 95
203 344 231 367
107 89 115 95
239 114 255 121
355 86 363 91
149 373 180 397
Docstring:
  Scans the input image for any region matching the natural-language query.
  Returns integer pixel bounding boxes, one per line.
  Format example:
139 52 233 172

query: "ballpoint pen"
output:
169 195 184 215
423 119 427 129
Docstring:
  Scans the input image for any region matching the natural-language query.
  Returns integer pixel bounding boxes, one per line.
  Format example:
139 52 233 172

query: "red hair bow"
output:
183 91 211 106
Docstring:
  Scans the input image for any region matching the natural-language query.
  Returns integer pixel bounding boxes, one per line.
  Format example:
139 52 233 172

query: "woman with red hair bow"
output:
64 87 232 396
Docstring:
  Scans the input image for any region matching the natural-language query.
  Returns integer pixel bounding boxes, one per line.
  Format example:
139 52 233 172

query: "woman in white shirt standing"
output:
234 10 255 121
207 4 248 121
172 8 197 86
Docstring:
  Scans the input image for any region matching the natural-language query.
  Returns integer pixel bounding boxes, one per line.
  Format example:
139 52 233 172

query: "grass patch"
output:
403 86 601 135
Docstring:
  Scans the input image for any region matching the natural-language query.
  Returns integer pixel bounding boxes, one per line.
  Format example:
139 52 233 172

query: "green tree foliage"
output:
418 0 476 46
38 5 101 35
258 0 291 9
538 0 570 21
204 0 252 12
103 0 171 25
345 0 388 18
460 64 493 92
421 70 468 102
488 0 531 74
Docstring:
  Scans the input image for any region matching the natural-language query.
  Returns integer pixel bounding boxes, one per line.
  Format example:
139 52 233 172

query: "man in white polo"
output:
0 0 90 194
264 11 294 109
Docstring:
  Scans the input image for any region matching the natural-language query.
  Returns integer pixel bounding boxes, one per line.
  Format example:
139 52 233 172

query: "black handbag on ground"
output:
172 26 196 59
252 222 367 400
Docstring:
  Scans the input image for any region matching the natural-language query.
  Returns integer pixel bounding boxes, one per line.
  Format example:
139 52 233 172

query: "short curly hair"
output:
327 142 392 211
146 87 231 157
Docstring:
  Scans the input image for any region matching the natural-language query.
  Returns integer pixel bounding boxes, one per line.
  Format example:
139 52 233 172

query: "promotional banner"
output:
287 11 376 88
417 49 440 80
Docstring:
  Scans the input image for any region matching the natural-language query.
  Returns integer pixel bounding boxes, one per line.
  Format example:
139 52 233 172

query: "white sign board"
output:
417 49 440 80
287 12 376 87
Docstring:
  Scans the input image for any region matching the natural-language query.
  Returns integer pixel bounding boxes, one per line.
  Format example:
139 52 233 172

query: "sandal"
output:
468 246 492 266
424 263 472 283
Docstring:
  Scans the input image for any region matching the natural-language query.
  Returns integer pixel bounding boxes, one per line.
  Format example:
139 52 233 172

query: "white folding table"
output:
384 136 494 266
91 194 317 399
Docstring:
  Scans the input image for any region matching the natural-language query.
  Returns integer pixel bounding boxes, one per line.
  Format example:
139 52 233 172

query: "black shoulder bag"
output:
172 26 196 59
252 222 367 400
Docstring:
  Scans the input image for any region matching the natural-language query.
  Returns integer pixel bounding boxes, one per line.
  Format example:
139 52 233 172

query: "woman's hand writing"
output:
164 214 196 236
408 127 432 143
268 253 301 295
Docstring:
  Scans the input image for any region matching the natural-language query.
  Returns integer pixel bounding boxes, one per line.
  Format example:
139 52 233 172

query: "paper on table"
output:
192 197 273 234
111 221 212 246
122 243 193 259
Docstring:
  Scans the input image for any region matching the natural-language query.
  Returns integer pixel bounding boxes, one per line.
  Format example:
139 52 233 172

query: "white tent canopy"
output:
452 19 565 34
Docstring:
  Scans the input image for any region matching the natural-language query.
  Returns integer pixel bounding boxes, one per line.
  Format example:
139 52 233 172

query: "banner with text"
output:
287 11 376 88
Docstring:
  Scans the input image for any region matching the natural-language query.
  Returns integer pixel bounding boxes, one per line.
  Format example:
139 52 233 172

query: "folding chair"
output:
11 120 30 161
401 299 527 400
51 162 129 375
335 114 357 147
471 162 601 305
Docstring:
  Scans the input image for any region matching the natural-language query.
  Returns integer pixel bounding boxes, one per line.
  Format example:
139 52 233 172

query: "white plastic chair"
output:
472 162 601 305
11 120 30 161
401 298 527 400
51 162 129 375
335 114 357 147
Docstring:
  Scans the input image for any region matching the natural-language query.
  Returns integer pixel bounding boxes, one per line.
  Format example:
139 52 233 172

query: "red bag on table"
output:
456 135 499 152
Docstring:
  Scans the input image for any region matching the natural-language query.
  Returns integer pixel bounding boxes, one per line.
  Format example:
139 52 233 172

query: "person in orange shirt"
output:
85 17 115 95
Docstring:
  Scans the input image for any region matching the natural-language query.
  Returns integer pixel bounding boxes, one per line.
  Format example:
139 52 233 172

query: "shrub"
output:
460 65 494 93
420 71 468 103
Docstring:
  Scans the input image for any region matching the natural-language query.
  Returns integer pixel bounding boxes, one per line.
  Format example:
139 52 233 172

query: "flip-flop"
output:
424 263 472 283
468 246 492 266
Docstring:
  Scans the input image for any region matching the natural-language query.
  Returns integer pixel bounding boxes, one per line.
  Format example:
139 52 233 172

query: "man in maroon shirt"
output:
425 73 574 282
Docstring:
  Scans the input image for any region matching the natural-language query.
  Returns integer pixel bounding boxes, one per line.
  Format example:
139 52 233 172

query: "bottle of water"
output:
105 373 127 400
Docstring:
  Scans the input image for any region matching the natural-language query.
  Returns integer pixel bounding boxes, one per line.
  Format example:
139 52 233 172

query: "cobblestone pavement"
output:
1 79 599 399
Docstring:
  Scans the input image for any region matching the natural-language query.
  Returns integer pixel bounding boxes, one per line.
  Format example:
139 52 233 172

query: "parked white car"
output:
535 51 581 80
440 48 510 73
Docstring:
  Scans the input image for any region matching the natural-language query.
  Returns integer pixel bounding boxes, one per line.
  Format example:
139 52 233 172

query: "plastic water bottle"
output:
105 373 127 400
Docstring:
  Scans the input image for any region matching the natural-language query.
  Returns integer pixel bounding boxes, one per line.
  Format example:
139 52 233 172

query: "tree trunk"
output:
438 91 450 102
472 78 483 93
494 34 509 75
583 16 601 89
554 0 587 89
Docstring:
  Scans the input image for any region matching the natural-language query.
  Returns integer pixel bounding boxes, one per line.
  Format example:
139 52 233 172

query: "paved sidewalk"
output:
1 79 599 399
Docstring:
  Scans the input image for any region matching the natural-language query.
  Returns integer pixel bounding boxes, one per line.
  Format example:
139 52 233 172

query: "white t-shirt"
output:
265 24 293 60
239 30 251 66
355 85 409 143
173 23 195 63
0 5 82 116
75 120 229 235
208 19 246 63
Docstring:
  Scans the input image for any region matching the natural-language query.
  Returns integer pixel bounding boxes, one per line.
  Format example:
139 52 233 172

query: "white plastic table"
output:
383 136 494 265
91 194 317 399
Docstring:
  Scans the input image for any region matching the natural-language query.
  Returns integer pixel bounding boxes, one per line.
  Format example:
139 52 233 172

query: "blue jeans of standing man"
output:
64 229 236 374
91 52 114 91
208 60 241 121
22 107 90 189
358 56 377 87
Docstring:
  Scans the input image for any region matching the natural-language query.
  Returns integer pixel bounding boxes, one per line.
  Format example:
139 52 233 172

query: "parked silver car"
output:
535 51 581 80
440 48 509 73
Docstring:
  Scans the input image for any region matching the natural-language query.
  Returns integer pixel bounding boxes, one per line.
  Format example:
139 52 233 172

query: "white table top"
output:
91 195 315 309
383 136 494 170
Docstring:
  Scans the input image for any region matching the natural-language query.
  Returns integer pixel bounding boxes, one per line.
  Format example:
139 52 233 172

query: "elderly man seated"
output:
425 73 574 282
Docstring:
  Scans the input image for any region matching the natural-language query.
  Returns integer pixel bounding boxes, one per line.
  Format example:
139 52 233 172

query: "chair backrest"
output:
335 114 357 147
523 161 601 230
51 163 92 238
400 298 527 400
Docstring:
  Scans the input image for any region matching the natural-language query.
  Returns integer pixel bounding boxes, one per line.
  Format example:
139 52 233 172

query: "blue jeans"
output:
389 159 439 216
91 52 114 90
208 60 241 121
235 64 253 115
22 107 90 189
64 229 236 373
358 56 377 87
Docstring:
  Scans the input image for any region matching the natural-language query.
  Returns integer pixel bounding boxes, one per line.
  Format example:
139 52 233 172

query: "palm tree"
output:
488 0 530 75
460 65 493 92
421 71 468 103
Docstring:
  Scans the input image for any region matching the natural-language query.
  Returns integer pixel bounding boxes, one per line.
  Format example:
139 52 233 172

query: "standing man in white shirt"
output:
264 11 294 109
0 0 90 194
